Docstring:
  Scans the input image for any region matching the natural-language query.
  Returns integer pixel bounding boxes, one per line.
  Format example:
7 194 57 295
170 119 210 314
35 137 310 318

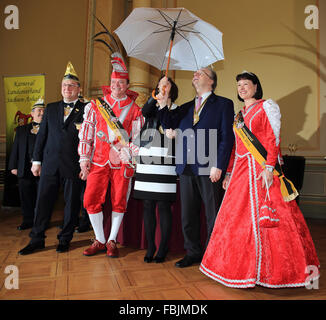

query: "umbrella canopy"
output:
114 7 224 72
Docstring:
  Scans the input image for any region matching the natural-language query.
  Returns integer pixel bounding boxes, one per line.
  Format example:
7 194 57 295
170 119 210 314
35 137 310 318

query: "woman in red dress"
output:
200 71 320 288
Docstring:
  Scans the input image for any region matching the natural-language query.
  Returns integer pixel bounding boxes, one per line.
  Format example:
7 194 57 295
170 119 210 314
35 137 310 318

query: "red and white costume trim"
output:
200 99 320 288
78 93 143 214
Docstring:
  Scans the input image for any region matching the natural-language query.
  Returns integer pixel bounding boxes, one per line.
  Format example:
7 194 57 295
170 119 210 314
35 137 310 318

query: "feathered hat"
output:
32 97 45 110
93 16 138 100
63 61 80 83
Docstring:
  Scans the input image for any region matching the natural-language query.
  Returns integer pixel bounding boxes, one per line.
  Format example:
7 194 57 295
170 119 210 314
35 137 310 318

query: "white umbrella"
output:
114 7 224 73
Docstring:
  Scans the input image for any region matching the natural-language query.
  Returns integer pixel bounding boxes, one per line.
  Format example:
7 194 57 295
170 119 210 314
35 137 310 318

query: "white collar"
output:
111 94 127 102
63 98 78 105
196 91 211 101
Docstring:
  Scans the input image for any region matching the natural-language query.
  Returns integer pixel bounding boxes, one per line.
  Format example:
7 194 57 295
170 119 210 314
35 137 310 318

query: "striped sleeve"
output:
78 101 96 162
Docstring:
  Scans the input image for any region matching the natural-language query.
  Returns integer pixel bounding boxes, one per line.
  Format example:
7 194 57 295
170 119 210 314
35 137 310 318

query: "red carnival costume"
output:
78 53 143 257
200 99 320 288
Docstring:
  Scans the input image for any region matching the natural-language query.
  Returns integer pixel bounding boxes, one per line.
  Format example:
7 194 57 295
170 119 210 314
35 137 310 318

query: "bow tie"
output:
64 102 74 108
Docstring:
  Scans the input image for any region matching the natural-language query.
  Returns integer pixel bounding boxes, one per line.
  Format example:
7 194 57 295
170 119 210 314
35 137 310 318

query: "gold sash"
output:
95 98 135 168
234 111 298 202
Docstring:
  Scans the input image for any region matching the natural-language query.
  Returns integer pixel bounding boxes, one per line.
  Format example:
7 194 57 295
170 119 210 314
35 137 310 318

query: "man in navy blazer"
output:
158 67 234 268
19 62 86 255
8 98 45 230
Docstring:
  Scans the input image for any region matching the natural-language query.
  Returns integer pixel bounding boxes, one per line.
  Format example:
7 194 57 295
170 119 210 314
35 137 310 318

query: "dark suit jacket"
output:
8 123 36 178
159 93 234 176
33 100 85 179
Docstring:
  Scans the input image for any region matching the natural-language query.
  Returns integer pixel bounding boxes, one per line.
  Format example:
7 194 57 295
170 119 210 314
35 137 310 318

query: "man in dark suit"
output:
18 62 86 255
158 67 234 268
8 98 45 230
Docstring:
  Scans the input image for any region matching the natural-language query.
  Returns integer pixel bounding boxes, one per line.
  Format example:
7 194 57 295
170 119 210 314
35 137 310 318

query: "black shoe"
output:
75 225 92 233
154 256 165 263
18 242 45 255
17 223 33 230
175 255 202 268
144 256 153 263
56 240 70 253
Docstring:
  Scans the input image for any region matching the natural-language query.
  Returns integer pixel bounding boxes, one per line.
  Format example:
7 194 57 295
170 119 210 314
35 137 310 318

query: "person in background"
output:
9 98 45 230
133 75 178 263
18 62 86 255
158 67 235 268
200 71 320 288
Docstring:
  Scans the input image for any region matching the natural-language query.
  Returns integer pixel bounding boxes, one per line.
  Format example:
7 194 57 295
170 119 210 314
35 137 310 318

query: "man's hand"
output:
31 163 41 177
119 147 132 164
11 169 18 176
209 167 222 183
80 160 91 180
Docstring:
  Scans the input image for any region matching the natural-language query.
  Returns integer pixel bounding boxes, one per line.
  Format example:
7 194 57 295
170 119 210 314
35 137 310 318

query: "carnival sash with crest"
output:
95 97 135 168
233 111 298 202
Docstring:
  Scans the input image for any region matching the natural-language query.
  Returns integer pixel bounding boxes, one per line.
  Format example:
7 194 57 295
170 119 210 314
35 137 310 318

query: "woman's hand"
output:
156 76 170 109
222 175 231 190
257 168 273 189
165 128 176 139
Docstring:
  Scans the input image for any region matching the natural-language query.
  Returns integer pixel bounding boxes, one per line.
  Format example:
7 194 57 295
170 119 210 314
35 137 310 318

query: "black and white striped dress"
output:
133 99 177 202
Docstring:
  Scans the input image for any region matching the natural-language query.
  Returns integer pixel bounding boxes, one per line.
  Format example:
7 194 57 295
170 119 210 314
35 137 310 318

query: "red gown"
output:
200 99 320 288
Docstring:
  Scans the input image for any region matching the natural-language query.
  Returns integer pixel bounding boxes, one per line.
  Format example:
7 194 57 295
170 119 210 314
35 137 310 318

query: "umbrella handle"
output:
152 86 166 100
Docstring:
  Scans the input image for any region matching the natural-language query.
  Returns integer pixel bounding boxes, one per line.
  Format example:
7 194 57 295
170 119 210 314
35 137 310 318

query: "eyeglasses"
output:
196 69 214 80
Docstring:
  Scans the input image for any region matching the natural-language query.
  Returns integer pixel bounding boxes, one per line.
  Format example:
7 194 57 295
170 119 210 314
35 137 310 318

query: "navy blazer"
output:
8 123 36 178
159 93 234 176
33 100 85 179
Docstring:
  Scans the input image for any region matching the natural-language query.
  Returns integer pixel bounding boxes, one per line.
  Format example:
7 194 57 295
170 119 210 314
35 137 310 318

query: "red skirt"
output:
200 154 320 288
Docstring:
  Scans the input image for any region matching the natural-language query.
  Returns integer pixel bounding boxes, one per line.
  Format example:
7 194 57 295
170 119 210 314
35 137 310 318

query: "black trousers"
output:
143 199 173 258
179 172 224 258
18 176 39 225
29 172 82 243
78 181 90 228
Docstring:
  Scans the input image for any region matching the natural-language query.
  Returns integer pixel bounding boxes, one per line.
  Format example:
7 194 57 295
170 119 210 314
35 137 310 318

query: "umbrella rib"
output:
196 32 224 59
176 27 224 62
127 30 170 68
174 29 199 70
147 19 172 30
153 30 173 34
176 20 197 29
178 28 200 34
156 9 174 28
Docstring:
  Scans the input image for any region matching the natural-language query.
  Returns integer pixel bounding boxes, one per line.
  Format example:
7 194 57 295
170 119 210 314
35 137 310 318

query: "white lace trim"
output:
200 264 320 289
263 99 281 146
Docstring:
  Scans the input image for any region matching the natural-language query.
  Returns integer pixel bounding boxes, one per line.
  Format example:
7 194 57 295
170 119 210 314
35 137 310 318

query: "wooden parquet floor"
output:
0 208 326 301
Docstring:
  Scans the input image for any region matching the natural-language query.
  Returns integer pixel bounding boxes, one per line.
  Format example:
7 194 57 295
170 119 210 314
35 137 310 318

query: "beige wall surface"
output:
0 0 88 144
176 0 322 156
0 0 325 158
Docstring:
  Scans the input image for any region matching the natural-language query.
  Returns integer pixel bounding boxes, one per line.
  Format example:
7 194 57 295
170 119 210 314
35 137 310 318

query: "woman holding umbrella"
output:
133 76 179 263
200 71 320 288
